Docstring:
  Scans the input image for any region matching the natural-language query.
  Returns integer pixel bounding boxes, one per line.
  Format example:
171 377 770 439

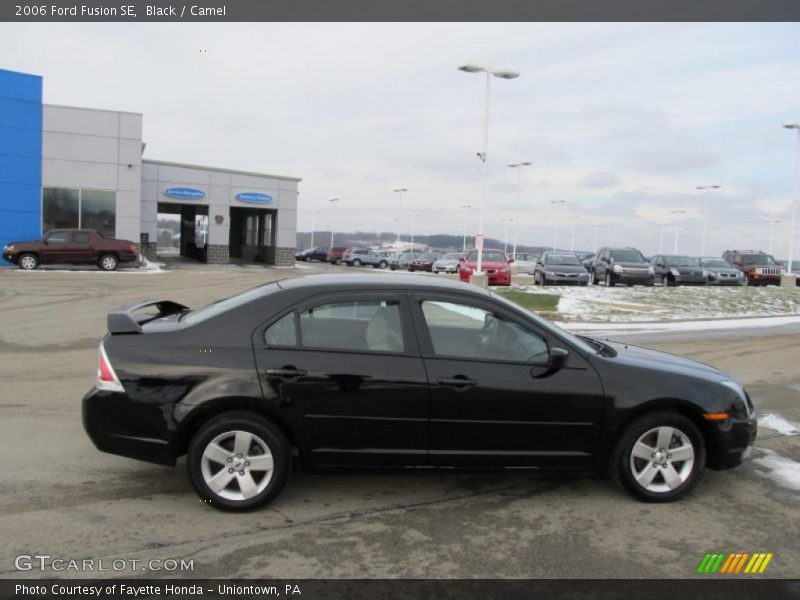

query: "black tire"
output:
98 254 118 271
334 258 342 265
605 272 614 287
609 411 705 503
18 252 39 270
378 260 388 269
390 267 396 271
187 411 290 511
591 269 598 285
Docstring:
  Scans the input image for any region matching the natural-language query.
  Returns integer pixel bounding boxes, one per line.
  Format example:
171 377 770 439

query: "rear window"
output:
181 283 280 326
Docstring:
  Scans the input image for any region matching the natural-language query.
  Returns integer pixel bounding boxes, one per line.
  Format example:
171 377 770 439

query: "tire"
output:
609 411 705 503
390 267 396 271
18 253 39 270
605 272 614 287
187 411 290 511
334 258 342 265
591 269 598 285
99 254 119 271
378 261 388 269
353 259 361 267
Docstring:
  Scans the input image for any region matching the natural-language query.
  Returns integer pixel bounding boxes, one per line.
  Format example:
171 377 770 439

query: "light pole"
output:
508 160 532 260
765 218 782 254
393 188 407 246
696 184 721 256
307 208 319 249
568 214 581 252
500 216 514 253
550 199 566 251
591 223 602 253
783 121 800 279
669 209 687 253
459 62 520 276
408 212 421 253
460 203 474 253
328 198 339 248
657 222 670 254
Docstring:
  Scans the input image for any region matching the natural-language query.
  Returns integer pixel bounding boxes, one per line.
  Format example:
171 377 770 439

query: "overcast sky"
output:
1 22 799 256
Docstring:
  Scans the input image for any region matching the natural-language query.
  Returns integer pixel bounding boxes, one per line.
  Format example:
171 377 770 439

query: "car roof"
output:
276 273 490 295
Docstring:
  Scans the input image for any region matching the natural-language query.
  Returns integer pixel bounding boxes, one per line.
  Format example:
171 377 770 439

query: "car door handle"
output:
437 376 478 387
265 367 307 378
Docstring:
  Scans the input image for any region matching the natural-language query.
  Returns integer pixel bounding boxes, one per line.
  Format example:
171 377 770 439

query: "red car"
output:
459 249 513 286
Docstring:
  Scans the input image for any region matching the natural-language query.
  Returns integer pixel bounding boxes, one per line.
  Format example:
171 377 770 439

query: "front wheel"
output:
353 259 361 267
18 253 39 270
605 272 614 287
378 260 388 269
610 412 705 502
187 411 290 511
99 254 118 271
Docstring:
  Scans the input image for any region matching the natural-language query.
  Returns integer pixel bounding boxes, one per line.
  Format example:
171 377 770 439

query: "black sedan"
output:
83 274 756 510
651 255 708 286
534 252 590 286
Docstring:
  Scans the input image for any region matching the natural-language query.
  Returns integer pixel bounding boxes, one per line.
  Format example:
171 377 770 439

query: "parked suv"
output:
721 250 784 286
590 247 655 287
342 248 390 268
650 255 708 286
3 229 138 271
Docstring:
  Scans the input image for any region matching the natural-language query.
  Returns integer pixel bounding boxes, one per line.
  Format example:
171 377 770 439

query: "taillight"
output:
128 244 137 254
97 342 125 392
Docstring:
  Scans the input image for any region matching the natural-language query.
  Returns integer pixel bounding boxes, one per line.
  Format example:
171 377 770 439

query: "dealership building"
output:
0 67 300 266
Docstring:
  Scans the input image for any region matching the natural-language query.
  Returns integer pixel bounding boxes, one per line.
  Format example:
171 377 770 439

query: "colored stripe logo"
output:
697 552 773 574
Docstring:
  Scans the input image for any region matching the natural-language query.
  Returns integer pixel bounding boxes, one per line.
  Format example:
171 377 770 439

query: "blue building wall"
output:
0 68 42 264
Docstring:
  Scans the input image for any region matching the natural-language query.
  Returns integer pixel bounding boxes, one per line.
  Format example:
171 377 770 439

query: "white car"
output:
432 252 464 273
511 252 539 275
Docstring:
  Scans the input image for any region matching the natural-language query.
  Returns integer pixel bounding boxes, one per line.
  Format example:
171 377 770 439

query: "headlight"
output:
670 268 680 277
647 265 655 275
719 380 751 416
613 264 624 273
544 270 555 276
4 244 13 252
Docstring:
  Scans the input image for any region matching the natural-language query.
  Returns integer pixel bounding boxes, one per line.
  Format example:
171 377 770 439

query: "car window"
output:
545 254 581 266
72 232 91 244
610 249 645 262
420 300 548 363
264 312 297 347
299 300 404 353
45 231 69 243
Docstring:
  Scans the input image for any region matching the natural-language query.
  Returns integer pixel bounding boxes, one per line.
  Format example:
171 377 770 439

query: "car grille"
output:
486 269 496 274
719 273 737 278
555 272 579 277
755 267 781 275
623 268 649 275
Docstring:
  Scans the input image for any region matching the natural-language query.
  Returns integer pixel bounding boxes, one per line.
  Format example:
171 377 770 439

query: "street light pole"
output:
669 209 687 253
508 160 532 261
460 203 473 253
408 212 421 253
696 184 721 256
393 188 408 246
328 198 339 249
568 214 581 252
500 216 513 253
765 218 782 254
307 208 319 248
550 200 566 251
591 223 602 253
657 222 669 254
459 63 520 276
783 121 800 278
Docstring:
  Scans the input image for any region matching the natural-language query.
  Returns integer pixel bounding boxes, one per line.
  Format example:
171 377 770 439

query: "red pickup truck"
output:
2 229 138 271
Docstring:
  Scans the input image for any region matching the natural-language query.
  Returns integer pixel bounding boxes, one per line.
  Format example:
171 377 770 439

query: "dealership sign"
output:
235 192 273 204
163 187 206 200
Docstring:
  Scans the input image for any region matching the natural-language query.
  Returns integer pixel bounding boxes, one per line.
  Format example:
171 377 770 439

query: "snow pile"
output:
752 448 800 491
758 413 800 436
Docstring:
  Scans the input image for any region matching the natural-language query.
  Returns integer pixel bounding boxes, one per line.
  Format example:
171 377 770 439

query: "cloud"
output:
580 171 621 189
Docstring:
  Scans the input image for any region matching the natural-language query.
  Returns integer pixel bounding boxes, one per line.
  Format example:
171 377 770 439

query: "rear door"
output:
66 230 95 263
410 292 604 469
253 291 429 467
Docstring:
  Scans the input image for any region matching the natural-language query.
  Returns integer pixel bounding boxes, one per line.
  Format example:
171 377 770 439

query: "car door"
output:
66 231 95 264
410 292 604 469
252 291 429 468
39 231 69 264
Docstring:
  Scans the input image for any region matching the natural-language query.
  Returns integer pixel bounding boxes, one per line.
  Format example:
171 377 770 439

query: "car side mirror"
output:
548 347 568 370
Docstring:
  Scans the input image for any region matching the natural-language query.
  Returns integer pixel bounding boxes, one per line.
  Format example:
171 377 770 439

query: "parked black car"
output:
590 247 655 287
697 257 747 286
651 255 708 286
534 252 589 286
295 247 328 262
83 274 756 510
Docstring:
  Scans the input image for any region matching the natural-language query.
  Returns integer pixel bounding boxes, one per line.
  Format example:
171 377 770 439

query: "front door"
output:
253 292 429 467
411 294 604 469
39 231 69 264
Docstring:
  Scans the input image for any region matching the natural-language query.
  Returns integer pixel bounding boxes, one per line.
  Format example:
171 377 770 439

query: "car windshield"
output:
467 250 506 262
545 254 581 266
700 259 730 268
442 253 461 260
610 249 645 262
742 254 777 266
664 256 698 267
181 283 279 326
418 254 436 260
402 253 418 259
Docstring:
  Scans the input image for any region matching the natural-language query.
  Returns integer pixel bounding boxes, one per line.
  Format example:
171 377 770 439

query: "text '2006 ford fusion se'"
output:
82 274 757 511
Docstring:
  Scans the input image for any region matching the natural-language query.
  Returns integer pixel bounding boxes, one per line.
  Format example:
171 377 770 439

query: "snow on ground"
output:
516 283 800 323
752 448 800 492
759 413 800 436
558 315 800 335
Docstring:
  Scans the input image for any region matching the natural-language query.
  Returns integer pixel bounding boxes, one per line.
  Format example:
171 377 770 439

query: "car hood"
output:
542 264 587 273
667 266 704 275
435 259 458 265
708 267 739 275
5 239 39 247
603 340 728 381
465 261 507 269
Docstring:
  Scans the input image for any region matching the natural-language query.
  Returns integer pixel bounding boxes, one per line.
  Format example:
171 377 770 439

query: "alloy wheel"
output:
101 256 117 270
629 426 695 493
19 255 37 270
200 430 274 501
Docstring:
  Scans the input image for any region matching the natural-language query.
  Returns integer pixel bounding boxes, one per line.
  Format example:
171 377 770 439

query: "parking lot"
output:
0 261 798 579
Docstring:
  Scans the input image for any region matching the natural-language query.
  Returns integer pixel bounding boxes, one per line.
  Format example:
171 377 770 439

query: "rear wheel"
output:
610 411 705 502
18 253 39 270
99 254 118 271
378 260 388 269
187 411 290 511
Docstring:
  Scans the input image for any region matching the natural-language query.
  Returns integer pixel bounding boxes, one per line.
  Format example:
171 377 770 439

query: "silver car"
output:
698 257 747 286
511 252 539 275
389 253 418 271
432 252 463 273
